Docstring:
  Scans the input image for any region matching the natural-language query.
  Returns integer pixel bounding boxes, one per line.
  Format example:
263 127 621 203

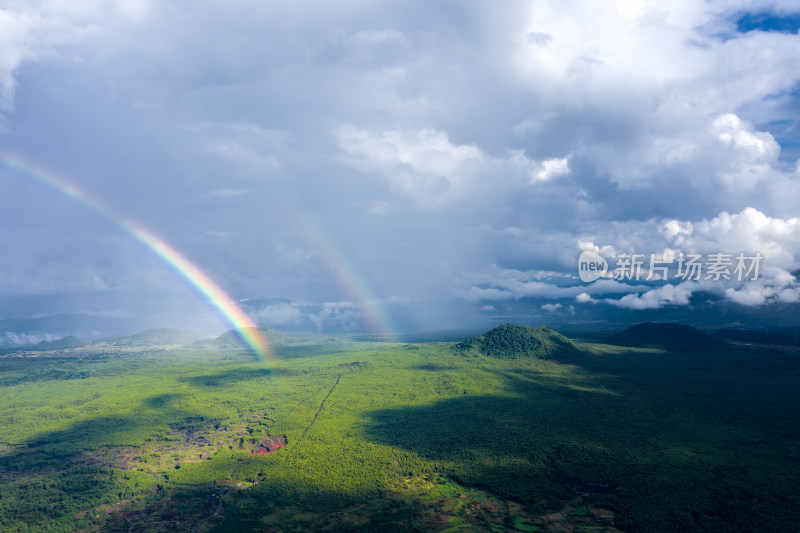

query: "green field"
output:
0 329 798 532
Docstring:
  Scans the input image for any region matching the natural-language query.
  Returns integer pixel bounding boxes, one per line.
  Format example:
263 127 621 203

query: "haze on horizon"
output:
1 1 800 342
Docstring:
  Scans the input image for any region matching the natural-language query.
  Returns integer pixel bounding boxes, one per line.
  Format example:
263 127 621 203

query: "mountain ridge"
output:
607 322 728 352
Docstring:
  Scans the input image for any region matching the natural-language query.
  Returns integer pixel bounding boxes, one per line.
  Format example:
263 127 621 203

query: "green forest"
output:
0 325 798 532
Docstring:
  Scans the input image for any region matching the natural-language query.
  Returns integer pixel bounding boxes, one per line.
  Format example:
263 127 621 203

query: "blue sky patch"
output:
736 11 800 34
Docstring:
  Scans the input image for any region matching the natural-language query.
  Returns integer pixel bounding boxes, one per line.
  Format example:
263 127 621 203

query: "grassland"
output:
0 330 798 532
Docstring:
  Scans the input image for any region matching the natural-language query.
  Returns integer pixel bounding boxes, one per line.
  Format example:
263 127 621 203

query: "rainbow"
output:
0 152 271 362
298 215 398 342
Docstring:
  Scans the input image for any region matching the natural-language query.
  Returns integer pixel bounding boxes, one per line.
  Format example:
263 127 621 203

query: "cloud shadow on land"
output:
362 367 619 505
177 367 277 387
360 350 800 531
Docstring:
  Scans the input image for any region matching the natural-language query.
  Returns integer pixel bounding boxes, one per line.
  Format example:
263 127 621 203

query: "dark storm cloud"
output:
1 0 800 335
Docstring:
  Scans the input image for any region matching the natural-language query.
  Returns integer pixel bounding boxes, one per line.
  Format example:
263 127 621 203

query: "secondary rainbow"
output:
0 152 271 362
298 214 399 342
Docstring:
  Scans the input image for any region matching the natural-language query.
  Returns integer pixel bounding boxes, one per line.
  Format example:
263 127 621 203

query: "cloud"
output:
456 267 649 302
336 125 483 203
455 207 800 311
0 331 59 347
457 287 515 302
724 285 772 306
0 1 143 116
593 208 800 307
337 125 571 206
253 302 304 326
591 113 791 211
532 157 570 182
777 287 800 303
3 1 800 332
339 127 482 178
576 292 593 304
509 2 800 118
606 283 695 310
308 301 359 331
502 2 800 218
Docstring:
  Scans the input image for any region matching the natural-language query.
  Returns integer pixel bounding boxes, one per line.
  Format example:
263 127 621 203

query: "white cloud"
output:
0 1 143 114
500 2 800 216
337 125 571 206
3 1 800 329
576 292 593 303
254 302 304 326
0 331 59 347
777 287 800 303
607 283 694 310
578 241 618 258
581 207 800 308
457 267 650 302
714 114 778 159
690 208 800 265
511 1 800 115
661 220 692 242
590 113 790 201
336 126 482 203
457 207 800 310
338 126 482 177
724 285 772 306
532 157 570 182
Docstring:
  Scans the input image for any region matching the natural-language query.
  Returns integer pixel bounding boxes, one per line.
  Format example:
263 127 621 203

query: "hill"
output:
608 322 728 351
189 327 292 350
32 336 88 350
90 329 205 348
117 328 204 347
0 335 90 355
453 324 579 359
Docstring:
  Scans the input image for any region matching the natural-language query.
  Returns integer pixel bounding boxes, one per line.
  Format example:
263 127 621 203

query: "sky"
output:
1 0 800 341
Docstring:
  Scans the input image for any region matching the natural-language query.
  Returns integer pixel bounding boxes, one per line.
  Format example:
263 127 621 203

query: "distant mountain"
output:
0 314 118 333
0 326 291 354
0 335 90 354
99 328 205 347
0 328 205 354
608 323 728 351
0 313 139 347
32 336 88 350
188 327 292 351
453 324 579 359
712 328 799 346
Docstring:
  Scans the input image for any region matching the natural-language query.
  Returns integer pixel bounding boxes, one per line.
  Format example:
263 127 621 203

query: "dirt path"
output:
190 492 224 533
231 459 243 477
295 374 341 449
